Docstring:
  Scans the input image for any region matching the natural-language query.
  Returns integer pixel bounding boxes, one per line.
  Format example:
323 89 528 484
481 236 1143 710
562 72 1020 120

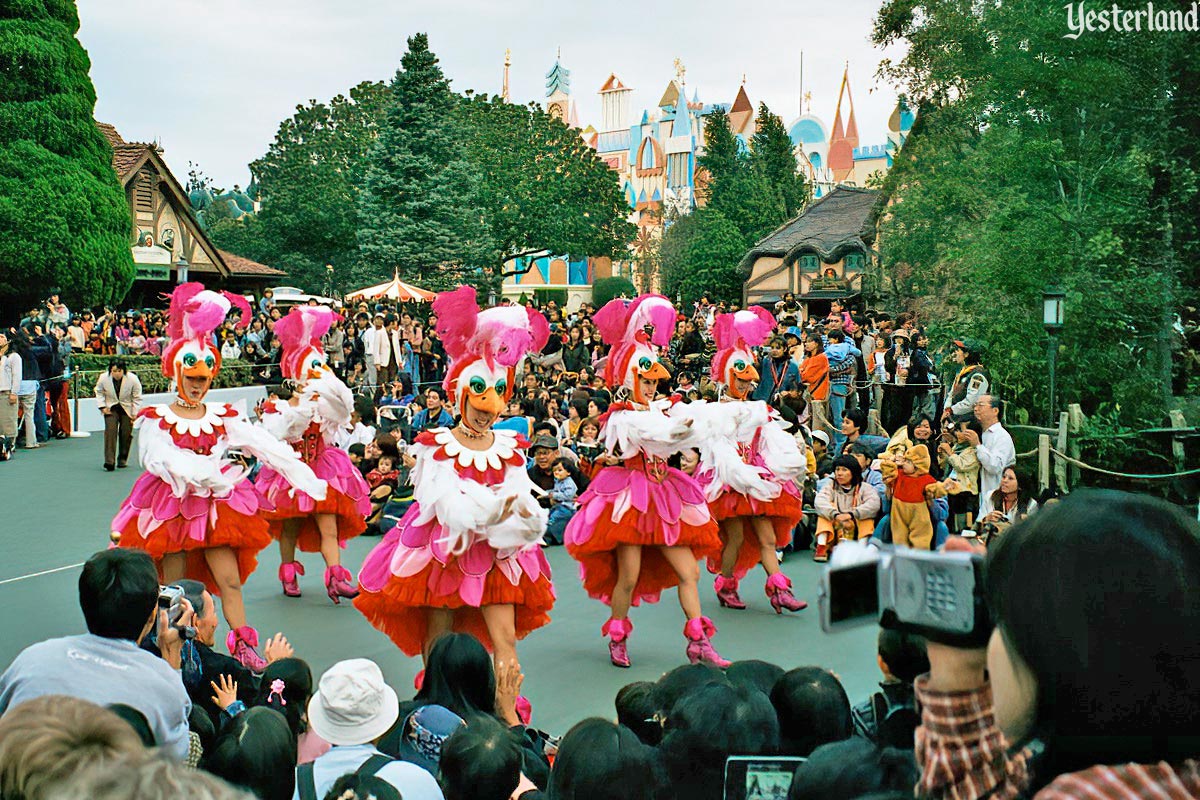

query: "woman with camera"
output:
917 490 1200 798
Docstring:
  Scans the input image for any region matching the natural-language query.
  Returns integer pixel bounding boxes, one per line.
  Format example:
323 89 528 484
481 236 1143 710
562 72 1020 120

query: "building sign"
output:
135 263 171 281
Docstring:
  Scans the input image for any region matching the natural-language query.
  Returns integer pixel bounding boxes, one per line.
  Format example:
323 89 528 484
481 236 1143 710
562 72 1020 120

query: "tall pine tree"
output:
698 109 785 244
356 34 492 289
0 0 134 315
751 103 807 218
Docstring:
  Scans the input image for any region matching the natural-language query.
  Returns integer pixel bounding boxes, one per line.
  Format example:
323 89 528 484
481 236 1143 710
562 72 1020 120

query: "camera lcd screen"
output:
724 757 805 800
827 562 879 624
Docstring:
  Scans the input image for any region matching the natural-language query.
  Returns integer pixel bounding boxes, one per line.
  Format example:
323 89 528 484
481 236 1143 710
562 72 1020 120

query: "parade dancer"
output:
695 308 807 614
112 284 327 671
564 294 728 669
354 287 554 670
255 306 371 604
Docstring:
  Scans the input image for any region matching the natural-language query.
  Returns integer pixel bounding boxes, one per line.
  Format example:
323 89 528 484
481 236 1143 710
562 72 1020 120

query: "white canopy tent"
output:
346 269 436 303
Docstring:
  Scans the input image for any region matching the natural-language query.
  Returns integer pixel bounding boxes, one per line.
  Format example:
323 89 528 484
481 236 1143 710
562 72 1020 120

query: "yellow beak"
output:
641 362 671 382
733 363 759 383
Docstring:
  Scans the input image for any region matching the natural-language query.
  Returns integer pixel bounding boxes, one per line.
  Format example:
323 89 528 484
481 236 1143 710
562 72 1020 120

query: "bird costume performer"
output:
564 294 727 669
255 306 371 603
112 284 327 671
695 307 807 614
355 287 554 669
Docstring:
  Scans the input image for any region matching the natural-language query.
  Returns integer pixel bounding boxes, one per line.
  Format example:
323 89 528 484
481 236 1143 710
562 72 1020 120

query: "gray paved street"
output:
0 433 880 734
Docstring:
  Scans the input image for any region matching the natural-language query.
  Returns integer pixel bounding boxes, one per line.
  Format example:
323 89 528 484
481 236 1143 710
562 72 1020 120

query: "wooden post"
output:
1170 409 1187 472
1054 412 1069 492
1038 434 1051 494
1067 404 1084 490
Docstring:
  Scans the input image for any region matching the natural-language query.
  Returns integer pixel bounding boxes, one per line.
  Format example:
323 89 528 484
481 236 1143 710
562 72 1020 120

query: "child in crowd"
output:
879 445 945 549
851 629 929 750
547 458 578 535
570 417 605 479
365 453 400 525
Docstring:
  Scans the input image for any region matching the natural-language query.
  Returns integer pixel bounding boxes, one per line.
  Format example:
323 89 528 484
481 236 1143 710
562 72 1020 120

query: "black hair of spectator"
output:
984 394 1004 416
268 383 294 401
842 408 868 434
547 718 662 800
550 457 572 471
438 715 522 800
569 398 589 419
254 658 314 739
786 737 919 800
588 396 609 415
578 416 601 436
107 358 128 372
827 329 846 343
654 663 731 722
532 420 557 437
106 704 155 747
347 443 367 459
522 397 547 420
771 667 853 757
614 681 661 746
415 633 497 720
831 456 863 488
726 660 786 696
79 548 159 641
906 415 937 443
846 442 874 461
201 706 297 800
374 433 400 460
983 489 1200 790
354 394 376 425
659 684 780 800
323 774 400 800
425 385 447 401
876 629 929 684
189 703 216 754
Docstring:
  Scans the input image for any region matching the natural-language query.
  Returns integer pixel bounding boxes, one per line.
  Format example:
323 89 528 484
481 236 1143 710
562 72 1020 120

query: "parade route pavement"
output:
0 433 881 734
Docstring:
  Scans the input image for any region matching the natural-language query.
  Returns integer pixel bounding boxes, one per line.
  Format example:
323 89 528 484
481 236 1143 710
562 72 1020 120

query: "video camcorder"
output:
158 584 197 641
817 545 992 648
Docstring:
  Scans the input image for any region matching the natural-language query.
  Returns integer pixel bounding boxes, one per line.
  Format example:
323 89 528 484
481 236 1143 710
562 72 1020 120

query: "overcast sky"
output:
78 0 904 189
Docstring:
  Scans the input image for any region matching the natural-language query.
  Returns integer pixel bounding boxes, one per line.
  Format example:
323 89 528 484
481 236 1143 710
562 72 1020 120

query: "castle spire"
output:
502 48 511 102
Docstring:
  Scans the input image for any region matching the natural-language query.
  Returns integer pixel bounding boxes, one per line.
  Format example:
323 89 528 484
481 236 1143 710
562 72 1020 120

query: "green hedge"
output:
68 354 265 398
592 276 637 307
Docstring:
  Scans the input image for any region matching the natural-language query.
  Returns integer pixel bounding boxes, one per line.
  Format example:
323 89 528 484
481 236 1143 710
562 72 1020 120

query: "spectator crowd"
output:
3 289 1198 800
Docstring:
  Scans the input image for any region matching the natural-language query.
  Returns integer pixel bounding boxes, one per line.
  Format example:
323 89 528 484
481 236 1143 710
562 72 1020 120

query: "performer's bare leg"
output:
660 545 702 620
719 518 745 578
481 603 519 669
751 516 782 575
315 513 341 567
610 544 642 621
204 546 248 630
423 608 454 662
279 519 299 564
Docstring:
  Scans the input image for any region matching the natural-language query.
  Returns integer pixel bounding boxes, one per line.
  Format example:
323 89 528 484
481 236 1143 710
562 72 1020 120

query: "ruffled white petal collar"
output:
432 427 519 472
157 403 226 437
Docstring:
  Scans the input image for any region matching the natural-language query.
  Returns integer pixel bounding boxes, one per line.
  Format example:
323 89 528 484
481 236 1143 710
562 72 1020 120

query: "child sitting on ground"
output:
547 458 578 533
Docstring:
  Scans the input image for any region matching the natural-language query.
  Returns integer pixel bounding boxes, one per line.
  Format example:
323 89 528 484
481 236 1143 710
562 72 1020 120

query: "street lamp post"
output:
176 254 189 285
487 288 497 308
1042 286 1065 421
325 264 334 299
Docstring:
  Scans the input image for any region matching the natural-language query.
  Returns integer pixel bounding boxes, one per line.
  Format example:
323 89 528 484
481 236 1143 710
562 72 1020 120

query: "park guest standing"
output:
95 358 142 471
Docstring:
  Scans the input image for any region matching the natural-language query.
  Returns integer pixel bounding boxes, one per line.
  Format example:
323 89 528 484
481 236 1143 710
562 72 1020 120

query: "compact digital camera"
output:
817 544 992 648
158 584 197 641
724 756 805 800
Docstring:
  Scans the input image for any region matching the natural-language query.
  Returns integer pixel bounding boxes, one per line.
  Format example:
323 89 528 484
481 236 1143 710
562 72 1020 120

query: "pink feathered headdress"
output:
593 294 677 388
274 306 340 380
434 286 549 396
710 306 776 383
160 282 251 378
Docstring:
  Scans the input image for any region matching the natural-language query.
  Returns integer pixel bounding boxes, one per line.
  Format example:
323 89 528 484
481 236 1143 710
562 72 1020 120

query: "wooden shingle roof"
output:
740 185 879 272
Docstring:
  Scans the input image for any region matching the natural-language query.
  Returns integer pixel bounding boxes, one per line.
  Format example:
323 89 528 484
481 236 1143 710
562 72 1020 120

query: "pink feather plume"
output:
626 295 677 348
592 298 631 347
715 307 775 350
275 306 339 379
433 286 480 361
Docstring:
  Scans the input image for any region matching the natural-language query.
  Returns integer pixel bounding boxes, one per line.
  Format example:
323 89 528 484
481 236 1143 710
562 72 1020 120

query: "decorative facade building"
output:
98 122 283 304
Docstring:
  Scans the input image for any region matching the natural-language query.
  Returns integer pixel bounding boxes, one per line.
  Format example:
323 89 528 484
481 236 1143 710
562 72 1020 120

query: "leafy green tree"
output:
871 0 1188 424
592 276 637 306
460 95 635 290
356 34 492 290
0 0 134 314
660 208 747 306
698 109 785 244
751 103 807 218
210 81 390 293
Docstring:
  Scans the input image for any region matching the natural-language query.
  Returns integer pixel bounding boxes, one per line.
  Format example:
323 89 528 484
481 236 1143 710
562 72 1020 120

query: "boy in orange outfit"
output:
880 445 946 549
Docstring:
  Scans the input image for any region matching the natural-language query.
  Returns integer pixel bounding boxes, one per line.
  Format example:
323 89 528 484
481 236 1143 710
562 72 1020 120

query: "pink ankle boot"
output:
324 565 358 604
714 575 747 609
227 626 268 672
765 572 807 614
278 561 304 597
684 617 730 668
602 617 633 668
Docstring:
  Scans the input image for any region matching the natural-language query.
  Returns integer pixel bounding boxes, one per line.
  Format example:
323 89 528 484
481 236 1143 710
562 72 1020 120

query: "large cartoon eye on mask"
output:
733 359 747 372
183 353 197 368
638 357 653 371
495 378 507 395
204 354 215 369
469 376 487 394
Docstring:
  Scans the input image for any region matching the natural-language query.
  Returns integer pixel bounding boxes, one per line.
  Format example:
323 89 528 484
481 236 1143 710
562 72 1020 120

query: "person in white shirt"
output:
961 394 1015 519
294 659 443 800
